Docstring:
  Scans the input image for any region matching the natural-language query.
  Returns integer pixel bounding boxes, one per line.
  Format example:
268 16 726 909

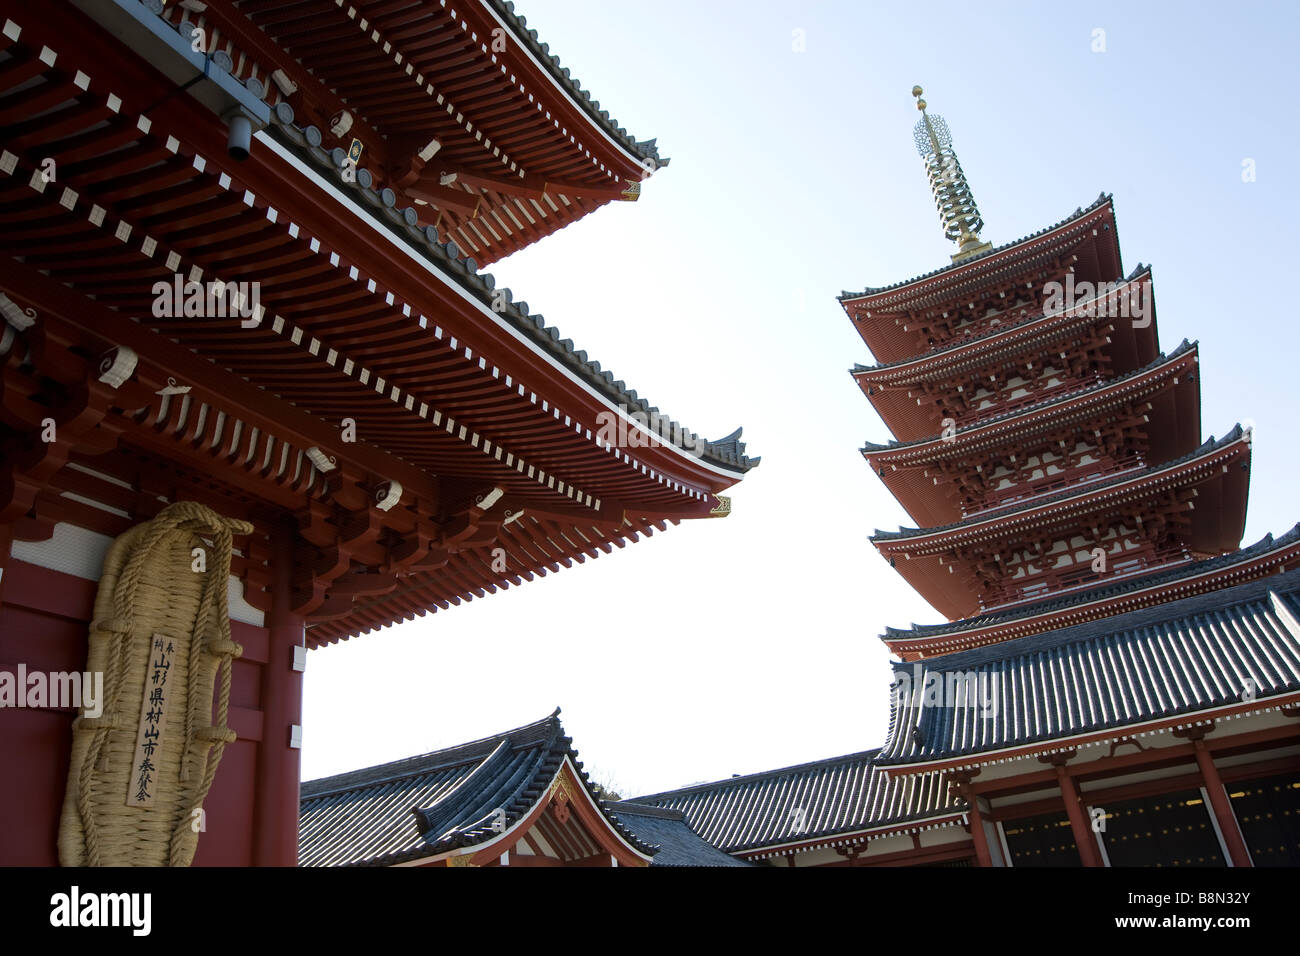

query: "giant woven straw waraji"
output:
58 501 253 866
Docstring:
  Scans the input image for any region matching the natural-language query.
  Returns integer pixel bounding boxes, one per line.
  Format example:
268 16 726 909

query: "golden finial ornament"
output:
911 86 992 262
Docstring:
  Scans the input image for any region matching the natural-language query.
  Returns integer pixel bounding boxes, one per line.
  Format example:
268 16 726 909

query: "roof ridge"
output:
611 802 686 820
414 736 521 840
840 193 1114 301
628 747 884 802
301 709 561 799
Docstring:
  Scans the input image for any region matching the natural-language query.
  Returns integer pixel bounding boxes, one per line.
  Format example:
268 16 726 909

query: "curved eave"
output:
872 430 1252 621
0 10 756 645
627 750 962 855
152 0 665 264
878 573 1300 769
864 344 1202 527
882 525 1300 659
853 271 1158 442
841 197 1122 365
0 12 754 510
482 0 666 169
864 339 1197 464
840 194 1119 307
257 117 757 494
428 757 655 867
880 693 1300 775
300 713 656 865
874 428 1249 550
851 269 1156 387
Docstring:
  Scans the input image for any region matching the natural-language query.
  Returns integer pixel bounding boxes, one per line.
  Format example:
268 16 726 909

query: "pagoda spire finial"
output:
911 86 993 263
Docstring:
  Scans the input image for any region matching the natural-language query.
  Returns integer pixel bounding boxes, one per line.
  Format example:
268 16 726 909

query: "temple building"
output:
0 0 754 867
298 710 748 867
627 88 1300 867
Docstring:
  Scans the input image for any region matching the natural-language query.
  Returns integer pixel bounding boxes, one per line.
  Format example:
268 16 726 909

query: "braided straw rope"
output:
58 502 253 866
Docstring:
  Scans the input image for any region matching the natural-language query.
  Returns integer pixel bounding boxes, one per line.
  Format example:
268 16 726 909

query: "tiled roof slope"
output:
878 568 1300 767
626 750 961 854
612 804 753 866
299 709 653 865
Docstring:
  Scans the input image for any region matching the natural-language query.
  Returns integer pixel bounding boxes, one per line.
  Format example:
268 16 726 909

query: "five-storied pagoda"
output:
623 90 1299 868
841 88 1300 866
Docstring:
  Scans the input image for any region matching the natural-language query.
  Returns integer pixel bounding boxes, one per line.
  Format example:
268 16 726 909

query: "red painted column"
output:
955 780 992 867
1193 740 1253 867
1053 761 1103 867
251 518 305 866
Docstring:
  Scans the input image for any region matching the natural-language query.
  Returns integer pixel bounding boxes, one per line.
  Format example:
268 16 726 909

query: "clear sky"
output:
301 0 1300 798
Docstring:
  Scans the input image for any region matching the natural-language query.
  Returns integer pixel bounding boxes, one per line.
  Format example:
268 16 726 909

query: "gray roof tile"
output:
612 804 753 866
299 709 654 865
877 568 1300 766
626 750 961 854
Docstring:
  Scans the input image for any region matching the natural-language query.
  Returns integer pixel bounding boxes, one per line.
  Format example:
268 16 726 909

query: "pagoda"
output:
844 87 1274 658
843 88 1300 868
625 87 1300 870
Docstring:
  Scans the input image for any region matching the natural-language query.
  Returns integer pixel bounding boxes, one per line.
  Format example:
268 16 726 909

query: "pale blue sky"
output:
302 1 1300 797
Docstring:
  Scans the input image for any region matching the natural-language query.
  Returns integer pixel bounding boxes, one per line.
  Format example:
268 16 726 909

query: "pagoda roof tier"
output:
875 568 1300 773
840 195 1122 364
626 749 961 860
852 269 1158 441
0 6 755 643
871 428 1252 620
299 709 654 866
882 524 1300 659
146 0 666 265
863 342 1202 526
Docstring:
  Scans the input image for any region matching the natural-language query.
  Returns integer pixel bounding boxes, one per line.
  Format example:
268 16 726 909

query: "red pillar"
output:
955 780 993 866
1193 740 1253 867
251 518 305 866
1052 760 1103 867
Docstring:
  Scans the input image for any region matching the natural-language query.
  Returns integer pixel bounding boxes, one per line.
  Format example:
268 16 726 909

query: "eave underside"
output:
0 8 750 643
160 0 664 264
